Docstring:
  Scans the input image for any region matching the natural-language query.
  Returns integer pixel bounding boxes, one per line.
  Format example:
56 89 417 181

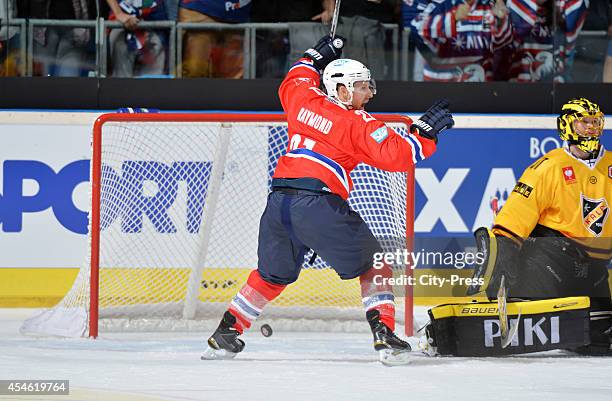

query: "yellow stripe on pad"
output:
430 296 590 319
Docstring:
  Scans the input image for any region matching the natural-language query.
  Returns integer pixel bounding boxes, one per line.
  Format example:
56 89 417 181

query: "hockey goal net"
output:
22 113 415 338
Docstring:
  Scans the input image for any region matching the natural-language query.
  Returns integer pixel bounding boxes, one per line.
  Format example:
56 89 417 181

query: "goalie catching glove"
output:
411 99 455 143
304 35 346 71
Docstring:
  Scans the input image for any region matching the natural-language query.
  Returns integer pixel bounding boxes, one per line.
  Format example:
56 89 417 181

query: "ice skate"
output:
367 310 412 366
202 311 245 360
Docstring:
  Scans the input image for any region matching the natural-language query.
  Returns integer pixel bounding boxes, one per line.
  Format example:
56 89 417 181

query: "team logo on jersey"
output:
562 166 576 184
370 127 388 143
294 77 315 87
581 194 609 237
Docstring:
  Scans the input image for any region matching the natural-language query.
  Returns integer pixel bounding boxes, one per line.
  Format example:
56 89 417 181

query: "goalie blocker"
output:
425 297 592 356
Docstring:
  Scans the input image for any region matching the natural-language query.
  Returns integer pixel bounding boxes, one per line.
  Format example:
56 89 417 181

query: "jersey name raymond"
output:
296 107 333 135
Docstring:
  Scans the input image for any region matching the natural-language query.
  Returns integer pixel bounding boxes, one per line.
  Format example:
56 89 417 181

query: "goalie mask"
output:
557 98 605 154
323 59 376 106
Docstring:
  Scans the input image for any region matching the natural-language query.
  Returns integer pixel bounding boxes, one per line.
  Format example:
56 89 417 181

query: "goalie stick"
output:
497 275 521 348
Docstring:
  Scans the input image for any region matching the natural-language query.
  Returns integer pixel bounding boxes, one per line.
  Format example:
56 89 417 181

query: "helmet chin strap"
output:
585 145 600 160
568 140 600 160
336 87 354 108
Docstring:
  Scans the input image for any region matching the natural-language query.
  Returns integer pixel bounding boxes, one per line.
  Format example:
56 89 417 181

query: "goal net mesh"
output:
21 115 413 336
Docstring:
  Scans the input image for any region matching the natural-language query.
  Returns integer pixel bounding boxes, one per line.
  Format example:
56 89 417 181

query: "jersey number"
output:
355 110 376 123
309 87 327 97
529 158 548 170
290 134 316 151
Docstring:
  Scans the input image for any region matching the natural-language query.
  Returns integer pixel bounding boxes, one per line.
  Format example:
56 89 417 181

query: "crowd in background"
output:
0 0 611 82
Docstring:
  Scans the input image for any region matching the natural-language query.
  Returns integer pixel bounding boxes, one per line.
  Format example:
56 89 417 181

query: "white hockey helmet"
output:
322 59 375 105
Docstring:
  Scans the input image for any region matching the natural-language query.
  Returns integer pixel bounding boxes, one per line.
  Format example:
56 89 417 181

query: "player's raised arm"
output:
278 35 345 113
348 97 455 172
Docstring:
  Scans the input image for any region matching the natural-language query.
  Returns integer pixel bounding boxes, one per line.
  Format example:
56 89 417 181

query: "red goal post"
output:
91 112 415 338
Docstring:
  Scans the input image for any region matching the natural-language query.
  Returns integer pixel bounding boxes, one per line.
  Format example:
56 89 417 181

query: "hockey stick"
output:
330 0 342 39
497 275 521 348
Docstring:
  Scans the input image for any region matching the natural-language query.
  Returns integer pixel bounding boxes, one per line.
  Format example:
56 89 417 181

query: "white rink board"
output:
98 121 270 269
0 122 93 268
0 111 610 269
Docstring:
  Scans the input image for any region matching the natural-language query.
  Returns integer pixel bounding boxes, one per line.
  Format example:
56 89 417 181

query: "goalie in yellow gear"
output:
428 98 611 356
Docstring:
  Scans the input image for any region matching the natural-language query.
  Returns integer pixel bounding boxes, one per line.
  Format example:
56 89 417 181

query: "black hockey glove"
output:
303 35 346 71
411 99 455 143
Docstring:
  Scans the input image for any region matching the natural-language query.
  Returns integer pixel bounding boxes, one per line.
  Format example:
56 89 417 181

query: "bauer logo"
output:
0 160 213 234
483 316 560 347
460 306 498 315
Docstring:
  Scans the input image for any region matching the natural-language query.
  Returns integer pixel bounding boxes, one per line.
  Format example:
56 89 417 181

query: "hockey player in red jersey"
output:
202 35 454 366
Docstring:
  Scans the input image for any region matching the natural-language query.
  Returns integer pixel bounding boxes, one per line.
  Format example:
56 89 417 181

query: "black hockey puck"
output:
260 324 273 337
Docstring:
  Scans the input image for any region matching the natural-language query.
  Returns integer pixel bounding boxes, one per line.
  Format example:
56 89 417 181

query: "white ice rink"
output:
1 308 611 401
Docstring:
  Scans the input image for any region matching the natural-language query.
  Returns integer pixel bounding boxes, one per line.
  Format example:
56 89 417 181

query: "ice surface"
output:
1 308 611 401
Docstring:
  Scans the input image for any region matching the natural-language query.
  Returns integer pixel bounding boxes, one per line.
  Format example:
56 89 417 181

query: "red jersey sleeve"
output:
273 57 437 199
349 111 437 172
278 58 321 114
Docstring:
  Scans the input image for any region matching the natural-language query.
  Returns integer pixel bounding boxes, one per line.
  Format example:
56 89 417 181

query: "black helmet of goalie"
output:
557 97 605 154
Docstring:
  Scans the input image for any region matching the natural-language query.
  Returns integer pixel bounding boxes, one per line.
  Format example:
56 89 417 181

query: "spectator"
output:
21 0 96 76
504 0 589 82
410 0 514 82
552 0 590 82
335 0 400 80
166 0 179 20
275 0 396 79
1 0 20 76
178 0 252 78
106 0 169 77
251 0 330 22
503 0 555 82
401 0 424 26
250 0 331 78
401 0 432 81
569 0 610 82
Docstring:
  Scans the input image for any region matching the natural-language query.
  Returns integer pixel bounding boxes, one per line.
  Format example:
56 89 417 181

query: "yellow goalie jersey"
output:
493 147 611 260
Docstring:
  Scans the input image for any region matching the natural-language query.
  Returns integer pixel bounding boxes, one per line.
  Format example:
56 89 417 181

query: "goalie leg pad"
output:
425 297 591 356
574 298 612 356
